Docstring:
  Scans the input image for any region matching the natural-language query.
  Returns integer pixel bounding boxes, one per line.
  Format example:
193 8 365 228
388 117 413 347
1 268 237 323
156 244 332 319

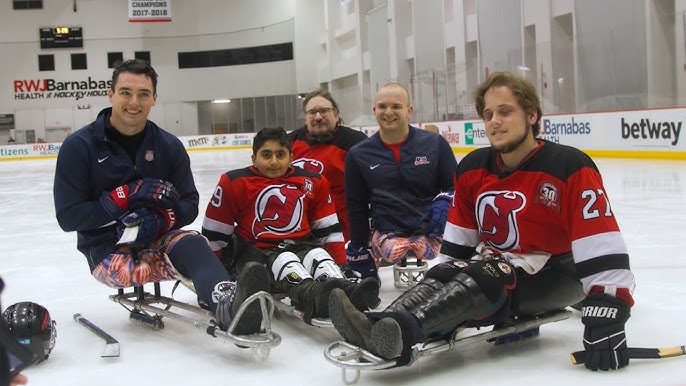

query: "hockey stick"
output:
73 313 120 357
372 188 424 217
570 345 686 365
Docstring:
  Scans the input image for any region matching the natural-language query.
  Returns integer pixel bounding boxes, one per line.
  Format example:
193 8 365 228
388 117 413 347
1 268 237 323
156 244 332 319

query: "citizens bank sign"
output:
13 77 112 101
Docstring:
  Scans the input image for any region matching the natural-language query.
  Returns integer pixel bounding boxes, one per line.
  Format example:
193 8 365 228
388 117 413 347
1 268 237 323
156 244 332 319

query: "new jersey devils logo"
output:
476 191 526 251
253 184 305 237
292 158 324 174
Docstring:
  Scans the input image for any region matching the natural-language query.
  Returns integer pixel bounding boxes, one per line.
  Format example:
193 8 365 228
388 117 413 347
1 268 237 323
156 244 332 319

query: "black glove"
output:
581 293 631 371
101 178 180 218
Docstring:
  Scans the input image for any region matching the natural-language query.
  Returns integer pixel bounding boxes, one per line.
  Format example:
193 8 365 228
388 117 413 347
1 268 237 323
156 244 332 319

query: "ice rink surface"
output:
1 149 685 386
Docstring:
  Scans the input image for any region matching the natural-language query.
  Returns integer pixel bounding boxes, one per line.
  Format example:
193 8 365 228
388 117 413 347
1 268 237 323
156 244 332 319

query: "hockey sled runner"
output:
109 281 282 361
272 293 334 328
324 309 572 385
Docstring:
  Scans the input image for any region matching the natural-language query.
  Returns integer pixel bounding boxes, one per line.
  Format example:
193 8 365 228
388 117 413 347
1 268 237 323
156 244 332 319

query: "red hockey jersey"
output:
440 140 634 298
202 165 346 264
289 125 367 241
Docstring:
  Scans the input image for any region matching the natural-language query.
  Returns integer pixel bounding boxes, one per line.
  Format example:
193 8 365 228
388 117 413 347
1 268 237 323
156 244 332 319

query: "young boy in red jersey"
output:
202 127 379 324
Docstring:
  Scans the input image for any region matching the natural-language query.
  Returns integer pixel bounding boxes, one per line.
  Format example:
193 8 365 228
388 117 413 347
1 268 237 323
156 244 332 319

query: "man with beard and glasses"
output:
288 89 367 279
329 72 636 372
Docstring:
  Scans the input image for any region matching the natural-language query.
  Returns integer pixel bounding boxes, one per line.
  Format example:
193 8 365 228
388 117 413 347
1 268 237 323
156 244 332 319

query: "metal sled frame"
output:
273 293 333 328
392 258 429 290
109 282 282 361
324 309 572 385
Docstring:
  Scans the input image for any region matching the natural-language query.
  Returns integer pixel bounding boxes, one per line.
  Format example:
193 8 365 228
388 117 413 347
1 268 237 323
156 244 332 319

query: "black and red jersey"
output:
289 125 367 241
441 140 634 299
202 165 346 264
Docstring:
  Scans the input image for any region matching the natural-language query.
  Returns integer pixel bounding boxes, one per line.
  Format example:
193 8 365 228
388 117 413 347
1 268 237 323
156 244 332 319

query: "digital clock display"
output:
40 26 83 49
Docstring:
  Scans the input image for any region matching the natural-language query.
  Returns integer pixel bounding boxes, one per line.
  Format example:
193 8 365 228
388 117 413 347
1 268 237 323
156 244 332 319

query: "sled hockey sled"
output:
109 281 282 361
324 309 572 385
272 293 334 328
392 257 428 290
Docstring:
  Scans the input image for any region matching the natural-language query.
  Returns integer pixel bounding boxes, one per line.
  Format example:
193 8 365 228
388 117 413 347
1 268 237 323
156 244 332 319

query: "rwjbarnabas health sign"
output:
13 77 112 101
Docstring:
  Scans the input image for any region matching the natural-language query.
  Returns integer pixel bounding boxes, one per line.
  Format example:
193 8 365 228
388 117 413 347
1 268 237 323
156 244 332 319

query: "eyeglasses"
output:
305 107 335 117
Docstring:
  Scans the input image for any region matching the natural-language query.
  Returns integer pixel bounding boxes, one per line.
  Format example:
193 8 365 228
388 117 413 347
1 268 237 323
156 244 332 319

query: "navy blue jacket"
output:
344 125 457 246
53 108 199 271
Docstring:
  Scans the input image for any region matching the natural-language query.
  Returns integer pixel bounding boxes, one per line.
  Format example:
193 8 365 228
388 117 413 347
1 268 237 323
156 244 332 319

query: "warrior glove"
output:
101 178 180 219
420 192 453 237
581 293 631 371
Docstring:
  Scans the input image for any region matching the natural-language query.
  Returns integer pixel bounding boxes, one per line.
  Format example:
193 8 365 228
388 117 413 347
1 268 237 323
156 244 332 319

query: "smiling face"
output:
373 84 413 141
252 139 293 179
482 85 539 166
107 72 157 135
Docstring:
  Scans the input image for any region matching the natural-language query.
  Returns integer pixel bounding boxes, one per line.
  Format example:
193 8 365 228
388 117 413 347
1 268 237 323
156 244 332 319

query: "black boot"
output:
328 288 374 350
214 261 271 334
337 277 381 310
367 273 495 361
288 278 346 324
383 278 443 312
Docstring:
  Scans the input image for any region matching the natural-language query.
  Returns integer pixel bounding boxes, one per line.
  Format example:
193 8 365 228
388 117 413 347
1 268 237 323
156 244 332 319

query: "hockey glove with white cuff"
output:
346 244 379 282
581 293 631 371
117 208 177 248
101 178 180 219
420 192 453 237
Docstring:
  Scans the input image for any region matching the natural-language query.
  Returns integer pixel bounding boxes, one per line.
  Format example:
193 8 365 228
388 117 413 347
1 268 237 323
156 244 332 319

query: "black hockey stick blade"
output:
73 313 120 357
571 345 686 365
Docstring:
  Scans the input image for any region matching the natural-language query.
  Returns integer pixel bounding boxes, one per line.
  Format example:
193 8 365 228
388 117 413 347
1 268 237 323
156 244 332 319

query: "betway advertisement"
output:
417 108 685 154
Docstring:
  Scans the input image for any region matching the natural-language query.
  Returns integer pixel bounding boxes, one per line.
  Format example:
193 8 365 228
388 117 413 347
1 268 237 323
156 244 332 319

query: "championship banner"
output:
128 0 172 23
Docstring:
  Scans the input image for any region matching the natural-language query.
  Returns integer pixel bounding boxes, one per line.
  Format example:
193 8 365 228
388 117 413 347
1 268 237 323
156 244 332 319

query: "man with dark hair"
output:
53 59 270 335
330 72 635 372
288 89 367 247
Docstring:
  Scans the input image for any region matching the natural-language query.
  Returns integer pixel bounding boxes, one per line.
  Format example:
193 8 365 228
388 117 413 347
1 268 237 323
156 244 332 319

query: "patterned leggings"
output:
370 230 441 267
91 229 196 288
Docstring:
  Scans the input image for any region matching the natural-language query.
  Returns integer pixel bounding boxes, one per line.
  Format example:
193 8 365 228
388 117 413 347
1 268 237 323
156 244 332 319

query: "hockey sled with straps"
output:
109 281 282 362
324 309 572 385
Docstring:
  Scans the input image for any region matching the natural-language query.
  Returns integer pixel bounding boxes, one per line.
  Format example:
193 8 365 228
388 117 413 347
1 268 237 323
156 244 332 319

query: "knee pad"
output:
461 260 516 304
271 251 312 285
425 259 470 283
302 247 344 281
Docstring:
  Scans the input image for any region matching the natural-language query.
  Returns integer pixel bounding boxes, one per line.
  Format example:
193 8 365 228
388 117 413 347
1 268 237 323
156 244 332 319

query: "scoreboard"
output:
40 26 83 49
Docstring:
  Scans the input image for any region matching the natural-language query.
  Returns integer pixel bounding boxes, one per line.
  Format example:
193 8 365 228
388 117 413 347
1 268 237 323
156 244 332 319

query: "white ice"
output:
1 150 685 386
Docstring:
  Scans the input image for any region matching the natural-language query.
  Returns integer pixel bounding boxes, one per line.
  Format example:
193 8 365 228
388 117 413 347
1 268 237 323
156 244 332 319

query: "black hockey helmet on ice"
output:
1 301 56 364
